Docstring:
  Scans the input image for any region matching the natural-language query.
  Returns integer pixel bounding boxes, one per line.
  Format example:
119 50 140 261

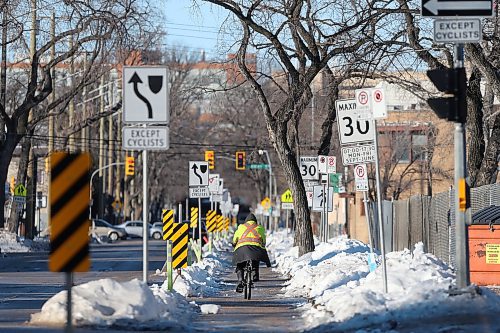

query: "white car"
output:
115 221 163 240
90 219 127 242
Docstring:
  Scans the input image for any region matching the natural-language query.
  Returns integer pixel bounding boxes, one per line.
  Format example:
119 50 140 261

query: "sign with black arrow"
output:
123 67 169 123
421 0 492 17
189 161 209 187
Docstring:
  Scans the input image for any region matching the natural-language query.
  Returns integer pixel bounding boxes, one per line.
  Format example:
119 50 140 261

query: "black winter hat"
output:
244 213 257 223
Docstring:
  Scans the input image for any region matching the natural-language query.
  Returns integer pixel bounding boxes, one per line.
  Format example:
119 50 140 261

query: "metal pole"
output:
286 209 289 235
373 118 388 293
142 149 148 283
323 183 327 242
65 272 73 333
454 43 469 288
363 191 374 253
198 197 202 260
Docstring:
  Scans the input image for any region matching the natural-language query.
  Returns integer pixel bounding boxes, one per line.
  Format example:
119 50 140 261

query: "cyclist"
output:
232 213 271 293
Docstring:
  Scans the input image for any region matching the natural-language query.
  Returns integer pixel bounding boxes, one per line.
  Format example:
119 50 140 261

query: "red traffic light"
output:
235 151 246 170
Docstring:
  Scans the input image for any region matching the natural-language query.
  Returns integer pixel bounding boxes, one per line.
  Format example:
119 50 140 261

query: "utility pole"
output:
68 35 75 152
98 76 105 218
1 3 7 139
81 53 87 151
107 80 114 196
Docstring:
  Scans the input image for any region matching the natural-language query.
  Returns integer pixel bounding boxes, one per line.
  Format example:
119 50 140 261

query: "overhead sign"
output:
341 144 376 165
421 0 493 17
281 189 293 203
327 156 336 174
336 99 374 145
312 185 333 212
122 127 169 150
372 88 387 119
14 184 27 197
208 174 220 193
434 18 482 43
189 186 210 198
123 66 169 123
354 164 369 192
300 156 319 180
189 161 209 187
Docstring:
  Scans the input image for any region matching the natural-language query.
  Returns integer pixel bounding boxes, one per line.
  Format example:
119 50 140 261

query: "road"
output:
0 239 168 332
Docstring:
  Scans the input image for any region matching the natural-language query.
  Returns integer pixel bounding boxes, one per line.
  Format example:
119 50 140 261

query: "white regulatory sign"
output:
122 127 169 150
189 186 210 198
300 156 319 180
189 161 209 187
312 186 333 212
341 144 376 165
208 174 220 194
434 18 482 43
372 88 387 119
123 66 169 124
327 156 337 174
336 99 374 145
318 155 327 174
354 164 369 192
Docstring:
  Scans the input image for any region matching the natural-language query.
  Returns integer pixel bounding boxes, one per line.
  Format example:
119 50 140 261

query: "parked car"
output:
152 222 163 230
115 220 163 240
90 219 127 242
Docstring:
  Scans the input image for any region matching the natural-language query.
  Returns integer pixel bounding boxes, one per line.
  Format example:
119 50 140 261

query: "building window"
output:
411 133 428 161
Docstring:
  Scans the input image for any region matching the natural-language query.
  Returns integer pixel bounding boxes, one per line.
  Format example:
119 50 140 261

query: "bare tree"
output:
0 0 161 230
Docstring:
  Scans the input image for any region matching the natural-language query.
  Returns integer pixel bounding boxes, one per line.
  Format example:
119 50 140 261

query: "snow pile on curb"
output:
200 304 220 314
0 229 50 253
164 252 229 297
30 278 194 329
268 231 500 331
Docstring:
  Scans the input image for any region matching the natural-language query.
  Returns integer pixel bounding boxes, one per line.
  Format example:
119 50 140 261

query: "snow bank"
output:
200 304 220 314
0 229 50 253
30 278 193 329
268 231 500 331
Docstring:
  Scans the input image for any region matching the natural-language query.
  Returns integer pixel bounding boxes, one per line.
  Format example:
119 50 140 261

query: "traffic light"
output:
236 151 246 170
125 156 135 176
205 150 215 170
427 67 467 123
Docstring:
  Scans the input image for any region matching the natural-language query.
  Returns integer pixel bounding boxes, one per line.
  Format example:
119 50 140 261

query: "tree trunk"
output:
275 122 314 256
466 67 485 187
0 135 19 229
7 137 31 233
475 114 500 186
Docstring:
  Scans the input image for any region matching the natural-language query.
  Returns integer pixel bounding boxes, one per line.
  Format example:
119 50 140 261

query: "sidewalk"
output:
191 251 306 333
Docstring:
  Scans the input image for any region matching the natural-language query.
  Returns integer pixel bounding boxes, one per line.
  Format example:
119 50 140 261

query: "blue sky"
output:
163 1 236 60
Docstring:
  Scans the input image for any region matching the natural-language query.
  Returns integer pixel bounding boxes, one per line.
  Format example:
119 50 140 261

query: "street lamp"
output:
258 149 275 229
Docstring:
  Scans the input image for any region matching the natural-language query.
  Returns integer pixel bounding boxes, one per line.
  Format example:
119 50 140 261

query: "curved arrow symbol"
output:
191 164 203 184
128 72 153 119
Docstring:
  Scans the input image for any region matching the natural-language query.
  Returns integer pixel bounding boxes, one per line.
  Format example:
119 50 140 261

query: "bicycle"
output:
242 260 253 300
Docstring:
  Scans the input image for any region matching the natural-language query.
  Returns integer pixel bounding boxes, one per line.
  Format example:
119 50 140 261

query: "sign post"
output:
122 66 169 284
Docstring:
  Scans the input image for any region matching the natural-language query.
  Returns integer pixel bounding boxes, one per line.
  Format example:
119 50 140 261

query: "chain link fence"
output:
370 183 500 266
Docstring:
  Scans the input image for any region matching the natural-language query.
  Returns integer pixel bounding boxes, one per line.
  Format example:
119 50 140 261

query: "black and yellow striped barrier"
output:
171 223 188 269
224 217 230 231
190 207 198 228
206 210 217 232
49 152 91 272
216 214 224 232
162 209 174 240
232 216 237 227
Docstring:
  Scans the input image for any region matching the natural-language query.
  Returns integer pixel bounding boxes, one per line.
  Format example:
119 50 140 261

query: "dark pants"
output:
236 260 259 283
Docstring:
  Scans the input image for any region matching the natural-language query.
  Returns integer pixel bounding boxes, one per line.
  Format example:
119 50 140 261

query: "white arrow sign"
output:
189 161 209 187
422 0 492 16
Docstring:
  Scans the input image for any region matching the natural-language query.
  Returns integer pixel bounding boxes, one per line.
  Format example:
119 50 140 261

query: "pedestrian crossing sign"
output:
14 184 27 197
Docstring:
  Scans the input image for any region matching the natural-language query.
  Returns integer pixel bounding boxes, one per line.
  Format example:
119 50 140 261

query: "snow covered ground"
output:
266 230 500 332
29 239 230 329
0 229 49 253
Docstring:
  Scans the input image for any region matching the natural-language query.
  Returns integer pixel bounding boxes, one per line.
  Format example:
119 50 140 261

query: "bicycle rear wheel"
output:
246 262 252 300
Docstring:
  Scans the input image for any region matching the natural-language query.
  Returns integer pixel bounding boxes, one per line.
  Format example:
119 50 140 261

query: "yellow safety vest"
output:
233 221 266 251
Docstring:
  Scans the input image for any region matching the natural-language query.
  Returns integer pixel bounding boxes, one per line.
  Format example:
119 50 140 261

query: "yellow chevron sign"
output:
162 209 174 240
190 207 198 228
224 217 229 231
171 223 188 269
206 210 217 232
49 152 91 272
216 215 224 232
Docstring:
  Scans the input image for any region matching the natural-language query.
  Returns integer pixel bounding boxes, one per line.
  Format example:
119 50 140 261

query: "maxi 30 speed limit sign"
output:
335 99 374 145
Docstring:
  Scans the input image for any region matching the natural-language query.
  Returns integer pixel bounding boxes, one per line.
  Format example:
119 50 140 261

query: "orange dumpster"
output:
469 206 500 286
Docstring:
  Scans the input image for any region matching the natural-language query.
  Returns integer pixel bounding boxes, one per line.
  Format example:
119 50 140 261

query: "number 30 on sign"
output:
300 156 318 180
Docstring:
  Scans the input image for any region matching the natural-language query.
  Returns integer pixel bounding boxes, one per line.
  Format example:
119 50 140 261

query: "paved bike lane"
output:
191 250 306 333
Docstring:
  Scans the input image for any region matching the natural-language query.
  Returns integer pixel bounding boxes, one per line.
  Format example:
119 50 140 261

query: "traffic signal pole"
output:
453 44 470 289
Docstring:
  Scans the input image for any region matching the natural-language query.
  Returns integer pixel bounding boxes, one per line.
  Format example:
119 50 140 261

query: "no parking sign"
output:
354 164 368 192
